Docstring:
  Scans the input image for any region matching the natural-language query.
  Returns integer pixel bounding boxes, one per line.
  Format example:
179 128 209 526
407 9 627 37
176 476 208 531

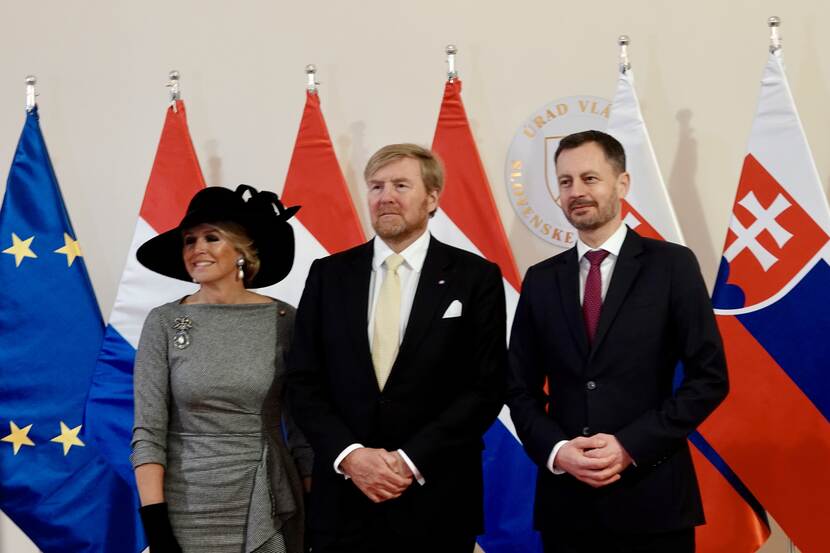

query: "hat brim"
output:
136 218 295 289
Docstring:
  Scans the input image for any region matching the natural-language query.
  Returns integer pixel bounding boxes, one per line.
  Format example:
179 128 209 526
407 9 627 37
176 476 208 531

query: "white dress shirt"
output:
548 223 628 474
333 230 431 485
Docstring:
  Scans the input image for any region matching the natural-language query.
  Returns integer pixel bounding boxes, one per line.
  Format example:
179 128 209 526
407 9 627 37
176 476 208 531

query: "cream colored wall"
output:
1 0 826 551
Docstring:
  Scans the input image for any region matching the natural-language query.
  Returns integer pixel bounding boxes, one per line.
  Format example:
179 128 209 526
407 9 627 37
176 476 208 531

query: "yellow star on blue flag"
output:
0 106 144 552
1 421 35 455
53 233 82 267
3 232 37 267
49 421 84 455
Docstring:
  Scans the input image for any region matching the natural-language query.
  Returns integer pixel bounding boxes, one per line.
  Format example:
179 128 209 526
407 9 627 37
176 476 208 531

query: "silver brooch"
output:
172 317 193 350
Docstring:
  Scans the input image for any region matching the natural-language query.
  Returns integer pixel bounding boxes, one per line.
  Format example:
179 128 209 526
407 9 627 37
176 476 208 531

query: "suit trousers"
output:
541 528 694 553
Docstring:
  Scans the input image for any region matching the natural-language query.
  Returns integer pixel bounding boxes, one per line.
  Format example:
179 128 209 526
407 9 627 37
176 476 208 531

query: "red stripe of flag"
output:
701 315 830 552
139 100 206 233
281 90 365 254
691 445 769 551
431 80 521 290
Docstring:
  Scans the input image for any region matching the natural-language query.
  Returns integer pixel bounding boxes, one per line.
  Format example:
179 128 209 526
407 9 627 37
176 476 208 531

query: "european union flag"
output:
0 107 144 552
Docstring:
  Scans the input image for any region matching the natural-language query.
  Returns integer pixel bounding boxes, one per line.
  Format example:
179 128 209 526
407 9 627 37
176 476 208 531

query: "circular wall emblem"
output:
505 96 610 247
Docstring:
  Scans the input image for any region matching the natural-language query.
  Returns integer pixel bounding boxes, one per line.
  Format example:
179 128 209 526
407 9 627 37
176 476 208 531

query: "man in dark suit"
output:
287 143 506 552
507 130 729 553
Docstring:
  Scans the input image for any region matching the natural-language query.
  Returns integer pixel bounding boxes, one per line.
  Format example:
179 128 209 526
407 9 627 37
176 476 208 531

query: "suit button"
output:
582 426 591 436
586 380 597 391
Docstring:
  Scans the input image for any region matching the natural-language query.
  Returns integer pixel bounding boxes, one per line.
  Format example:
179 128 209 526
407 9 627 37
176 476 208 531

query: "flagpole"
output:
770 15 793 553
167 70 181 112
445 44 458 82
618 35 631 74
305 64 318 94
25 75 37 112
768 16 781 53
771 18 792 551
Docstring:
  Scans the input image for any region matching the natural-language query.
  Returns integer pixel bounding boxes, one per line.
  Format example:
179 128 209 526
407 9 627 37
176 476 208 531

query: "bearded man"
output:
506 130 729 553
288 143 506 553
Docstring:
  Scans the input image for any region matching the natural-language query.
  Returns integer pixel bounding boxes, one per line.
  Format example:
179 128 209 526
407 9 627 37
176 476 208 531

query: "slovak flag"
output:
85 99 205 483
606 65 770 552
428 78 539 552
259 87 365 305
699 48 830 553
608 71 682 244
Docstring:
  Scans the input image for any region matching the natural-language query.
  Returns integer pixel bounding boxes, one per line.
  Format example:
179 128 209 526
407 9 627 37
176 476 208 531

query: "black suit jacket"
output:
287 236 506 539
507 229 728 534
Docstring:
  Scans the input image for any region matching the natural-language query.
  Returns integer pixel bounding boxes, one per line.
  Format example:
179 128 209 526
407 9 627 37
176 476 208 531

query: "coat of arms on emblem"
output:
505 95 611 248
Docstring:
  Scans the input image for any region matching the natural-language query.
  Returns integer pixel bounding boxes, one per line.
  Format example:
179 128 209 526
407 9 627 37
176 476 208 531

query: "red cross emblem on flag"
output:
721 154 828 307
621 200 664 241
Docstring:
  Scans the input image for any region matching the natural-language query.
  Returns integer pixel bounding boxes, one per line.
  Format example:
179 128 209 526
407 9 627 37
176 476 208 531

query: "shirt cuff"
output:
548 440 569 475
333 443 364 478
397 449 425 485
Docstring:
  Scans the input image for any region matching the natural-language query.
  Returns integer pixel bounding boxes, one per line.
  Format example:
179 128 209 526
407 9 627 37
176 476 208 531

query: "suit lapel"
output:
590 230 643 355
343 241 374 371
555 247 590 357
392 237 452 375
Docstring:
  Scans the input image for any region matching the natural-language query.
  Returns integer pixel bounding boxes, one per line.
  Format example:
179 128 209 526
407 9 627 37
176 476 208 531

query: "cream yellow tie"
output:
372 253 405 390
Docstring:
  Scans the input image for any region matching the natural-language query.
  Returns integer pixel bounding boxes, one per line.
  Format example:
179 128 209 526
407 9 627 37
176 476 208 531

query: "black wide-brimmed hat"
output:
136 185 300 288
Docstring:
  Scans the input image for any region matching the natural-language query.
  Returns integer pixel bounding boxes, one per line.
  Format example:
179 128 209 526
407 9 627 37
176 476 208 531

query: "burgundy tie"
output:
583 249 610 344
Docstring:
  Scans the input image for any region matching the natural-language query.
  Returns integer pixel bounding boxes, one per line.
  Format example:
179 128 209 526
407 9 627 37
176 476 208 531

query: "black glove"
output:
139 503 183 553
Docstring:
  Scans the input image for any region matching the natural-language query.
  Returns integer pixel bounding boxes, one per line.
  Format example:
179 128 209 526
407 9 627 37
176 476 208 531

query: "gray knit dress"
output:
131 300 310 553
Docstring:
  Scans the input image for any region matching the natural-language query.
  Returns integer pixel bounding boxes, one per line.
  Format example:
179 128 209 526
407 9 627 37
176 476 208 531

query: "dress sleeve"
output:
130 307 171 468
283 400 313 477
278 301 314 477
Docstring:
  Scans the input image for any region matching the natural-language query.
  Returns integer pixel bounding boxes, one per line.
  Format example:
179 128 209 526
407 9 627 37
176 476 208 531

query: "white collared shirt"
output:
333 230 430 486
367 229 431 347
548 223 628 474
575 222 628 305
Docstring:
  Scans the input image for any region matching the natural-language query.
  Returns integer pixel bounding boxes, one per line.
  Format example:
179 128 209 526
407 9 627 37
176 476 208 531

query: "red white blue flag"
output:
259 88 365 304
85 100 205 483
701 48 830 553
607 66 770 552
428 78 537 552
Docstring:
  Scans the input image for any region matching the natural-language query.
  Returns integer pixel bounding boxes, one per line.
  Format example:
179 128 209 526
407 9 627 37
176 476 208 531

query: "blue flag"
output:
0 107 144 552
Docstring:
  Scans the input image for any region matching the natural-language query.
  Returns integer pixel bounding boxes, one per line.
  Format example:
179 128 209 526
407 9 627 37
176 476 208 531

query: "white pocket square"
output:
442 300 462 319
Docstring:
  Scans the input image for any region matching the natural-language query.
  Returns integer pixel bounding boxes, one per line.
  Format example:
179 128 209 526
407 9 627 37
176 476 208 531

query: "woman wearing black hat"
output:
130 185 309 553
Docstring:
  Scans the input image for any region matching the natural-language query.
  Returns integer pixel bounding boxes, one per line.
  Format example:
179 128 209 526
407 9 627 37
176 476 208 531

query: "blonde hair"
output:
364 143 445 197
214 222 260 286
